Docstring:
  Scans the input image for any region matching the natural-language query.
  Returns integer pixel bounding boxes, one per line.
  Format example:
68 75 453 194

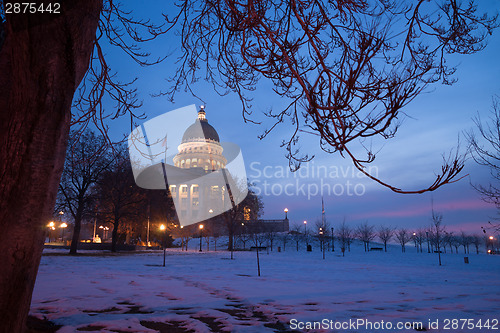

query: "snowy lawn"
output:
30 245 500 332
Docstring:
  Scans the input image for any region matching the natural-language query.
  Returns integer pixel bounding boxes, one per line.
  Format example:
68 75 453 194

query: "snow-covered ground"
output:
30 244 500 332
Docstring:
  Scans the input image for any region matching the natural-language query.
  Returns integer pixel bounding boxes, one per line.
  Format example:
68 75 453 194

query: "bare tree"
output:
0 1 170 328
395 229 410 253
471 234 482 254
96 148 147 252
236 227 251 250
467 96 500 233
337 219 353 255
164 1 498 194
357 222 376 252
415 229 426 253
378 226 394 252
57 130 112 254
211 222 222 251
247 221 265 277
291 224 303 251
221 183 263 258
265 230 278 252
280 232 290 252
431 210 446 266
460 231 471 254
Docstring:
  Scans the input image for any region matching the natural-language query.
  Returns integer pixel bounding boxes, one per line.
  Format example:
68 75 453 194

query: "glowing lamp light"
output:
199 224 204 230
488 249 492 254
303 220 307 225
284 208 288 213
490 236 494 240
48 222 55 228
60 223 68 228
159 224 166 231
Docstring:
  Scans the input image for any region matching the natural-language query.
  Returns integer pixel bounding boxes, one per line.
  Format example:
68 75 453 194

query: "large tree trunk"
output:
69 205 84 255
0 1 102 331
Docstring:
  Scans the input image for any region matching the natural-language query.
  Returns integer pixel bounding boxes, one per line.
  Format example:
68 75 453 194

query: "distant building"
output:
169 106 289 233
169 106 229 222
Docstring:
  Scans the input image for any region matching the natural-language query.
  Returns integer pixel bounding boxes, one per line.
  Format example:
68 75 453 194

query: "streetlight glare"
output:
284 208 288 212
160 224 166 231
60 223 68 228
303 220 307 224
489 236 494 240
48 222 55 227
199 224 204 229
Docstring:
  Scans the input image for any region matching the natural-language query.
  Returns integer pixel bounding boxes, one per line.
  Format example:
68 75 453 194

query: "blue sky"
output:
101 1 500 234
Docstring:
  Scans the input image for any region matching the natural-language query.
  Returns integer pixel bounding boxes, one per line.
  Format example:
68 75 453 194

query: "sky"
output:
99 0 500 234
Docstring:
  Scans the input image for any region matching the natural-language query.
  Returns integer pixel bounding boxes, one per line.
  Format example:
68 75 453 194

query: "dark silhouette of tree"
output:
431 210 445 265
415 229 426 253
221 183 264 258
0 1 167 328
247 221 265 277
471 234 482 254
96 148 147 252
467 96 500 233
164 0 498 194
291 224 303 251
378 226 394 252
57 130 112 254
356 221 375 252
337 219 353 255
280 232 290 252
265 229 277 252
395 228 410 253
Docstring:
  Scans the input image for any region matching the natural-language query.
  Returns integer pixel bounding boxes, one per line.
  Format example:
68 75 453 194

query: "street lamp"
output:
99 225 109 240
60 223 68 244
199 224 204 252
319 228 325 259
413 232 417 251
303 221 308 246
58 211 64 242
47 222 55 243
160 224 166 267
284 208 288 219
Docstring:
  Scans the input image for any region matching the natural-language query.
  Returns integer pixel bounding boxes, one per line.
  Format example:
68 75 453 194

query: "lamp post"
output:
60 223 68 244
284 208 288 219
199 224 204 252
413 232 417 252
58 211 64 242
99 225 109 240
319 228 325 259
47 222 55 243
304 220 308 247
160 224 166 267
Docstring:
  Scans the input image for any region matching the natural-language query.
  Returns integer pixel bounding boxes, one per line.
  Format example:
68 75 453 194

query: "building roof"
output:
181 107 220 143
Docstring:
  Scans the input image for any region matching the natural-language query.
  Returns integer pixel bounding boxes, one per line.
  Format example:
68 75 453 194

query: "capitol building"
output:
169 106 230 223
